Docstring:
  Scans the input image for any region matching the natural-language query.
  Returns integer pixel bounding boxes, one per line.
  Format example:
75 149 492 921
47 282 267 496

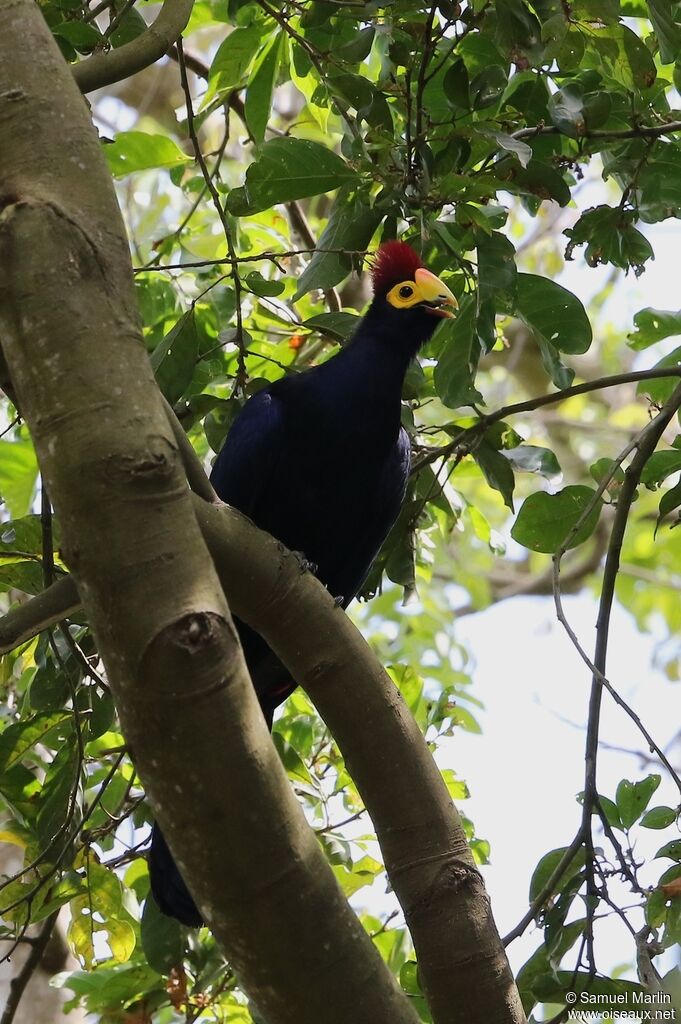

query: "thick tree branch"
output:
194 501 527 1024
0 494 526 1023
0 9 419 1023
72 0 194 94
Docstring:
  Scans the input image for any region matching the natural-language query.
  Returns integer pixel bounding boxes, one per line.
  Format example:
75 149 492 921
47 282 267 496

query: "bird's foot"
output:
291 551 318 575
333 594 345 607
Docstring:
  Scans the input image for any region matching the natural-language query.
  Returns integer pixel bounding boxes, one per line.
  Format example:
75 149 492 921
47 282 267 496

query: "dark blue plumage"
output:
149 242 457 927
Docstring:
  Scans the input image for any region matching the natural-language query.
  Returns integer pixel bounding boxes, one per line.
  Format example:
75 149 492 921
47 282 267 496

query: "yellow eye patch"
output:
386 279 421 309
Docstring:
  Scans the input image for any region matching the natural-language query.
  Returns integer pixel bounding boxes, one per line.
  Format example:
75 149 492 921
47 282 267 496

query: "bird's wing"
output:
209 387 285 515
331 426 412 603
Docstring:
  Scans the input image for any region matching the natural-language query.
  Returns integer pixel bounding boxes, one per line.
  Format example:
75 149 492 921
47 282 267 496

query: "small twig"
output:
412 367 681 472
103 0 137 38
133 246 370 274
177 41 247 392
502 827 586 946
513 119 681 141
551 382 681 967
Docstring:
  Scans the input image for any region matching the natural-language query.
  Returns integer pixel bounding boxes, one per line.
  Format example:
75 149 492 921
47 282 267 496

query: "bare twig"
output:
177 41 247 392
412 367 681 472
513 119 681 142
502 828 586 946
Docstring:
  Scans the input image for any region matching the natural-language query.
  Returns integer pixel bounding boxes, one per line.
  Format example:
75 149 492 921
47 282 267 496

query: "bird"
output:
148 240 457 927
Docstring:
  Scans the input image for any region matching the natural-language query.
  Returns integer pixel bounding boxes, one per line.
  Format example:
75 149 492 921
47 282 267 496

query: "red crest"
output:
371 241 423 296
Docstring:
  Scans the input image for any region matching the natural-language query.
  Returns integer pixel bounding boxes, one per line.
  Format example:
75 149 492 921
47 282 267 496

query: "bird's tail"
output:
149 821 203 928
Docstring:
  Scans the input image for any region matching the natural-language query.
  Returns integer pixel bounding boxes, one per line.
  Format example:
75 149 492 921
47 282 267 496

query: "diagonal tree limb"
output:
0 492 526 1022
72 0 195 94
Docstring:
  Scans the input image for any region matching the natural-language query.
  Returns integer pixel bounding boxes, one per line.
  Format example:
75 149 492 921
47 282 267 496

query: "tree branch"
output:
0 494 527 1021
513 119 681 141
72 0 195 94
413 367 681 472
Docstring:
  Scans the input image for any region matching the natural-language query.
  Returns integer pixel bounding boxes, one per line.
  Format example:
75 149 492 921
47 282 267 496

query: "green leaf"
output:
109 9 147 47
206 25 264 100
533 970 645 1005
440 768 469 801
597 794 623 829
104 132 190 178
658 479 681 527
389 664 424 717
243 270 285 297
647 885 669 927
294 191 381 298
245 34 283 145
443 59 470 109
487 130 532 167
272 732 312 786
656 839 681 861
648 0 681 63
0 764 41 822
641 806 678 829
515 274 592 355
226 138 359 215
495 159 572 208
640 450 681 488
564 205 654 275
636 347 681 402
302 312 361 342
0 711 71 772
628 308 681 349
511 485 603 553
476 230 517 350
0 514 50 557
470 65 507 109
400 960 422 996
616 774 661 829
289 43 330 132
529 845 586 902
36 740 80 848
637 144 681 223
433 296 484 409
506 445 561 478
473 441 515 510
548 82 587 137
52 21 103 49
590 457 625 498
336 25 375 62
0 440 38 519
150 311 199 404
587 23 657 89
141 895 186 974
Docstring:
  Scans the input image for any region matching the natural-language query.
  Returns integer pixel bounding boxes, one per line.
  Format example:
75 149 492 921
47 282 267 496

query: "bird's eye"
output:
399 285 413 298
